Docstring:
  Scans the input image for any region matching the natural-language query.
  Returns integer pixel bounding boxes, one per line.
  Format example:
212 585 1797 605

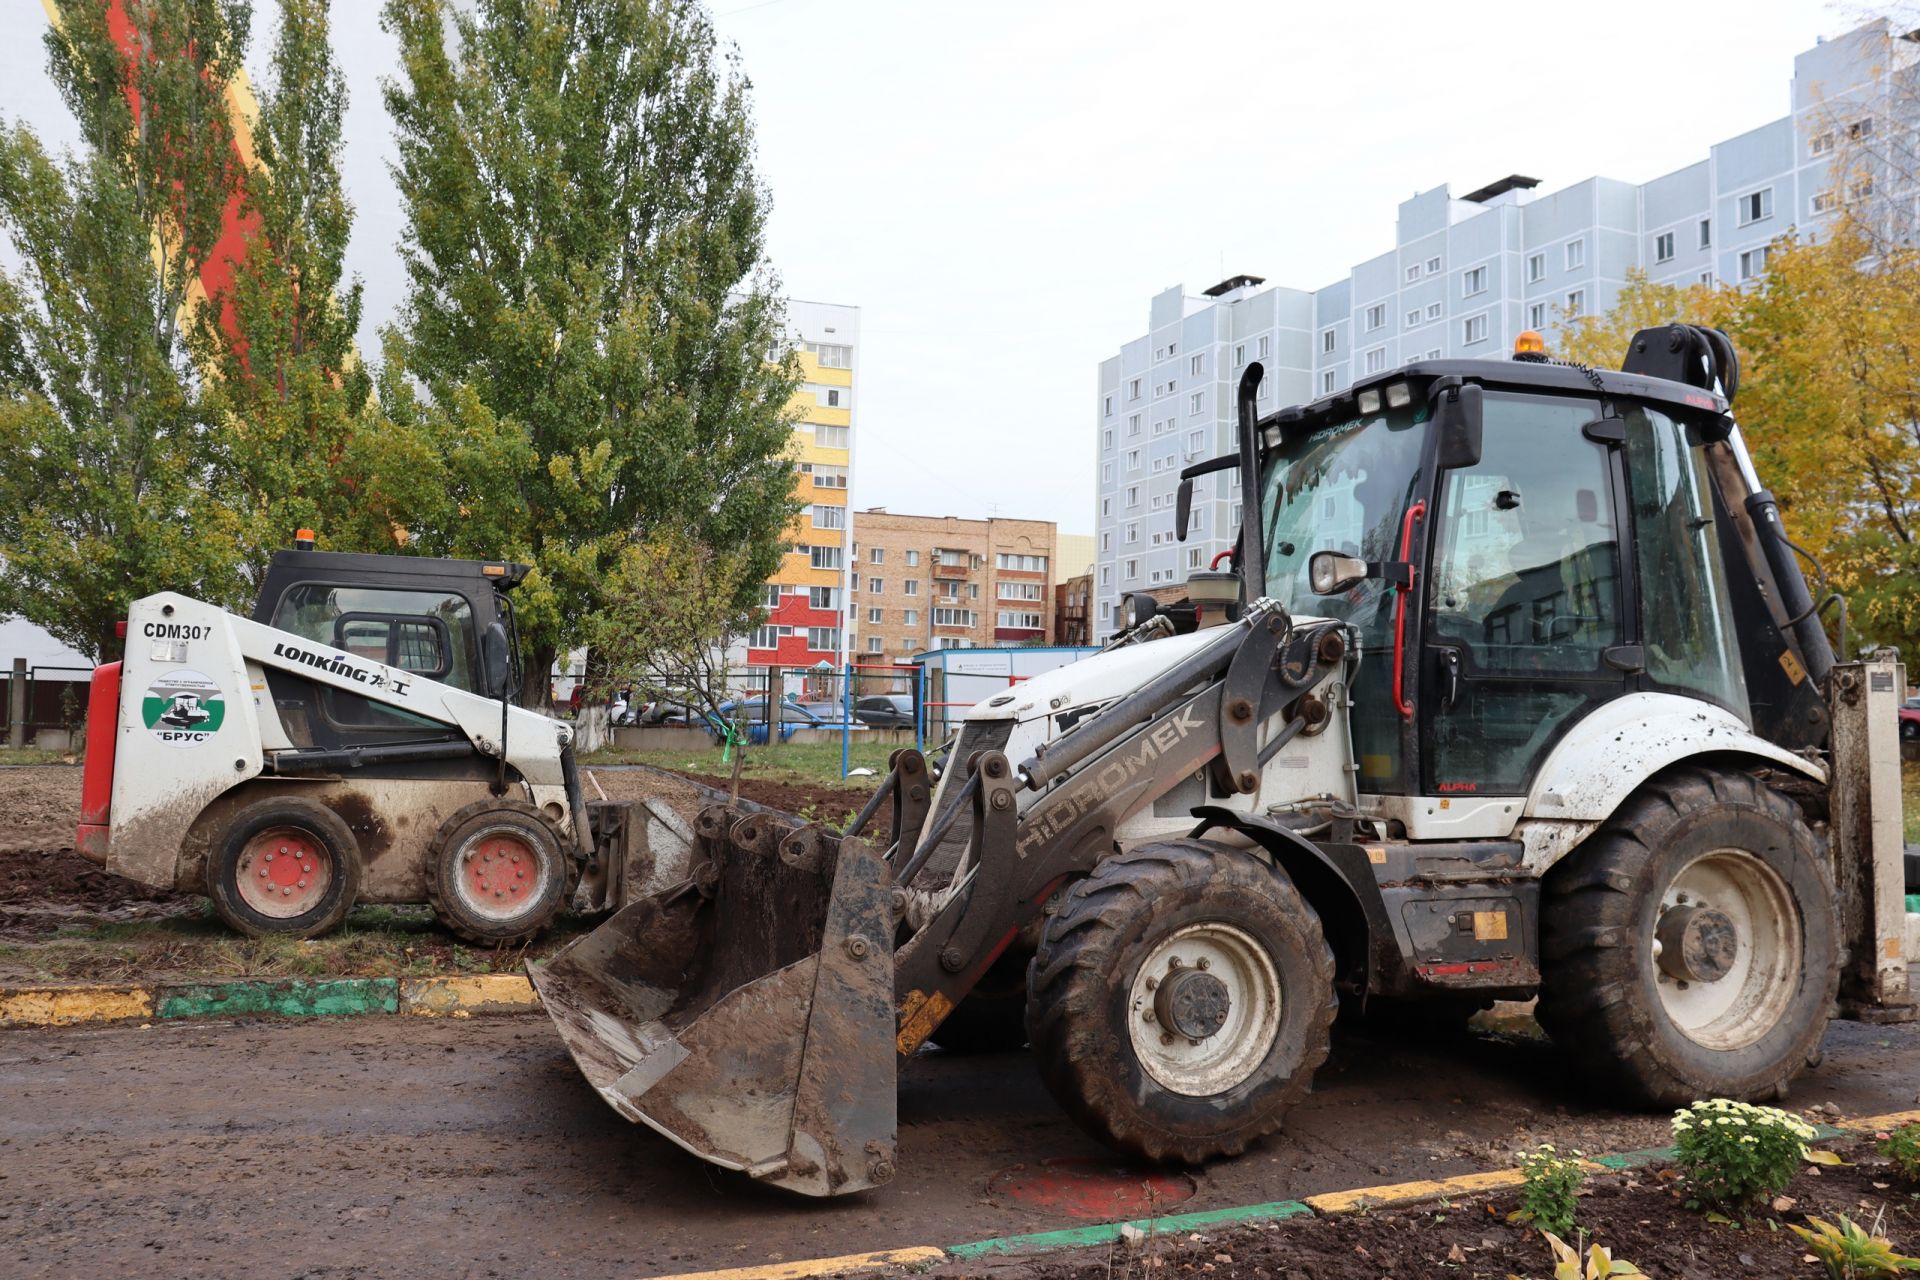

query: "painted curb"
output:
946 1199 1314 1260
637 1248 945 1280
0 973 541 1027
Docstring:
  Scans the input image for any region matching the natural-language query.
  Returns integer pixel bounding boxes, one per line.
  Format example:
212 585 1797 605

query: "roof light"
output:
1357 388 1382 415
1384 381 1412 409
482 564 507 577
1514 330 1547 355
294 528 316 551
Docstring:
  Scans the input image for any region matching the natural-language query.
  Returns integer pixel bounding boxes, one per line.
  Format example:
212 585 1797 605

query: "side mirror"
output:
481 621 512 700
1175 477 1193 541
1309 551 1368 596
1434 381 1483 470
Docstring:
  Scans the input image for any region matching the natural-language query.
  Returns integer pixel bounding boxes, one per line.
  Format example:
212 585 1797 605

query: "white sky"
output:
3 0 1858 537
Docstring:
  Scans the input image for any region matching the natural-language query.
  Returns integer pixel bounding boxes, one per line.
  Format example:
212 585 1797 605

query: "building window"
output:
804 342 851 368
1187 429 1204 453
867 636 884 653
1125 484 1139 506
999 581 1044 601
1100 531 1112 551
1101 429 1114 452
1655 231 1675 262
1426 348 1442 360
1098 567 1110 587
1527 301 1546 330
1809 130 1834 156
867 576 881 593
1363 347 1386 373
1739 188 1772 225
903 579 919 596
1565 238 1585 270
1698 218 1712 249
1125 523 1139 544
867 607 882 624
1462 314 1488 345
1319 329 1334 354
1128 378 1141 400
1699 271 1714 287
815 424 849 448
1426 301 1442 321
1365 304 1386 331
1188 391 1203 415
1320 370 1335 394
1235 342 1247 365
868 547 883 564
1565 289 1585 317
825 388 840 408
1100 497 1112 519
1426 255 1441 274
808 545 843 570
1258 335 1269 358
1462 265 1487 296
812 504 845 529
935 548 965 567
1187 547 1202 569
1526 252 1544 282
752 624 791 648
1739 246 1770 280
932 607 974 627
1812 189 1837 214
905 550 919 567
812 464 847 489
1127 413 1142 436
763 584 784 608
809 585 838 609
1189 353 1205 376
1405 263 1422 282
1405 308 1421 328
997 553 1048 572
1849 116 1874 142
1123 558 1139 580
1126 449 1140 471
807 627 839 651
903 608 918 625
997 611 1044 630
1229 501 1241 527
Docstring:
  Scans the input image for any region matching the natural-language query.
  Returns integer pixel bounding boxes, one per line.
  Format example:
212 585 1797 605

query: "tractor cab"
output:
249 538 530 751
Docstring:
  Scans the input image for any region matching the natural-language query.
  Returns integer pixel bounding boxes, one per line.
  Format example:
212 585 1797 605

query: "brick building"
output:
849 512 1057 658
1054 572 1093 646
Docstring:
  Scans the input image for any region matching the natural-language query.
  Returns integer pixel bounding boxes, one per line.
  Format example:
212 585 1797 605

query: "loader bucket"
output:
528 805 898 1197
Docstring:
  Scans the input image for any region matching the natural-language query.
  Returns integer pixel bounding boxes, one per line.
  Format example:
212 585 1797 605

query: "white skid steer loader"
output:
75 545 723 943
527 325 1919 1197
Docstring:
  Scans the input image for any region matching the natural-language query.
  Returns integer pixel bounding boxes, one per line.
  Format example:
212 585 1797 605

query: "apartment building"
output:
746 299 860 669
849 512 1056 657
1093 18 1918 634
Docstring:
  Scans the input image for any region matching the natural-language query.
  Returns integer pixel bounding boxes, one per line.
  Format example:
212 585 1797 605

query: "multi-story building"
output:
1052 534 1095 647
746 299 860 670
1093 18 1918 635
849 512 1056 657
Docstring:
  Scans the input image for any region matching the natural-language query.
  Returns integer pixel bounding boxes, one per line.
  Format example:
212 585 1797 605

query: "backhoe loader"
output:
530 325 1915 1197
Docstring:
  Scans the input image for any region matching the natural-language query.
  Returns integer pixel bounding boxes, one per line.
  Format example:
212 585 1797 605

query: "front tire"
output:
426 802 570 946
1538 766 1837 1105
1026 840 1336 1163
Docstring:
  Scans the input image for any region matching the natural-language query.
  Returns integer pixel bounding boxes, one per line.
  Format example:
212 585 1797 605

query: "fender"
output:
1189 804 1392 995
1518 692 1826 873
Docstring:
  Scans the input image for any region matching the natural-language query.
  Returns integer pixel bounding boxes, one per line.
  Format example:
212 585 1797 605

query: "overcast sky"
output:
3 0 1858 535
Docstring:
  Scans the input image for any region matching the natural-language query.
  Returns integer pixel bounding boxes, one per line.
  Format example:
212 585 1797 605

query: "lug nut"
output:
297 879 307 889
1197 958 1210 971
495 889 505 898
260 869 268 878
265 852 275 862
282 887 292 897
1161 1032 1175 1045
517 868 525 878
1168 957 1182 969
1145 976 1158 991
1142 1009 1156 1023
302 864 313 874
279 846 288 855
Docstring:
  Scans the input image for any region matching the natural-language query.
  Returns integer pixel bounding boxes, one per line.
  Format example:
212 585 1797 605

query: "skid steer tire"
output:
1026 840 1336 1164
932 951 1029 1054
426 802 570 946
1537 766 1837 1106
207 798 362 940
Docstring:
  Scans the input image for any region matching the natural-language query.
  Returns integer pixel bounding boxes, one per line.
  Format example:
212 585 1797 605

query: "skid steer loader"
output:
531 324 1916 1197
74 541 729 944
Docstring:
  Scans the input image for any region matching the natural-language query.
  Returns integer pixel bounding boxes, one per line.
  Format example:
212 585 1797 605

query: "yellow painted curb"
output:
1305 1167 1530 1214
644 1246 945 1280
1834 1108 1920 1133
398 974 541 1016
0 987 153 1028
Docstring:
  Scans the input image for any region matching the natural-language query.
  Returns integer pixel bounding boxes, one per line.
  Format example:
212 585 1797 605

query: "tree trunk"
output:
522 640 558 712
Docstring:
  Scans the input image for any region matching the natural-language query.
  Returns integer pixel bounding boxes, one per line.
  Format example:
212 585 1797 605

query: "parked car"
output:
854 693 916 730
712 697 829 745
1901 696 1920 744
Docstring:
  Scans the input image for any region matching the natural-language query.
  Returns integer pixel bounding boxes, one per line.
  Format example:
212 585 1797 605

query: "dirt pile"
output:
586 763 892 833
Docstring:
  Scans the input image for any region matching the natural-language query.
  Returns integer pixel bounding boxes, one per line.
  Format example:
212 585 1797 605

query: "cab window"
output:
270 584 476 734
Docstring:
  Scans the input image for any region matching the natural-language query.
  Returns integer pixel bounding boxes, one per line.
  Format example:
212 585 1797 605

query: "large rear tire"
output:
426 802 570 946
1026 840 1336 1163
1538 766 1837 1105
207 797 362 939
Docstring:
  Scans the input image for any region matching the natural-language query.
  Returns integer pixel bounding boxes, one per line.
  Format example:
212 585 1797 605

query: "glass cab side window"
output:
270 584 478 734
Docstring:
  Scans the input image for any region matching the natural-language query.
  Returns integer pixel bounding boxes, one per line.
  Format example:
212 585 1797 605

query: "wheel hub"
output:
1656 903 1739 984
455 828 548 922
1154 968 1232 1040
235 827 330 919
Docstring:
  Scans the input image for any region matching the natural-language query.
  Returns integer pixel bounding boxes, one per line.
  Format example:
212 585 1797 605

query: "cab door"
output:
1420 393 1635 795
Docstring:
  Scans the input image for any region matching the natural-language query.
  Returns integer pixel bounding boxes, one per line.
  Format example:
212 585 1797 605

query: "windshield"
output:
1261 405 1428 648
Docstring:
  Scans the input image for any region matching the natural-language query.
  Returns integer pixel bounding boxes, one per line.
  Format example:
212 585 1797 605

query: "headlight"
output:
1357 388 1382 415
1385 381 1411 408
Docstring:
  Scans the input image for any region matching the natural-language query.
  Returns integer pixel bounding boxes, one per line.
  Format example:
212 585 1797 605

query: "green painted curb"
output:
946 1199 1313 1259
1907 894 1920 914
156 977 399 1020
1589 1145 1677 1169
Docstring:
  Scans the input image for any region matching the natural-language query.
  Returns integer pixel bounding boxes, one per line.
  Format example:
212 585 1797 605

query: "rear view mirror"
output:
481 621 512 699
1175 478 1193 540
1434 381 1483 470
1309 551 1368 596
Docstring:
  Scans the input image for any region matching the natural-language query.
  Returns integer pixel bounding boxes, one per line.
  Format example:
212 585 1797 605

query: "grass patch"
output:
1906 760 1920 845
0 746 77 766
0 903 583 985
582 739 897 787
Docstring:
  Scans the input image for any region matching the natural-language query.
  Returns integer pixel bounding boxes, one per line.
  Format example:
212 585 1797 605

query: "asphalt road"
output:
4 1012 1920 1279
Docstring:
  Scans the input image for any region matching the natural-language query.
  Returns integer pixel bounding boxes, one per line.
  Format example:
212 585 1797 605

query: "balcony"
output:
930 560 970 580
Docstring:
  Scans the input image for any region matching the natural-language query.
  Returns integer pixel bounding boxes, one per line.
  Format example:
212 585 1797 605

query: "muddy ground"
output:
0 763 881 947
4 1015 1920 1279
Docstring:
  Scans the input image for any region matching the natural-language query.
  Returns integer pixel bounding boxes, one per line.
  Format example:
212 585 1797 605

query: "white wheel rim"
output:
451 823 554 923
1654 848 1800 1051
1127 922 1282 1097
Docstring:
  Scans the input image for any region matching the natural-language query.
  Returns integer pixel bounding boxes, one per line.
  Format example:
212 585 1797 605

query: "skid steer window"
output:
271 584 477 733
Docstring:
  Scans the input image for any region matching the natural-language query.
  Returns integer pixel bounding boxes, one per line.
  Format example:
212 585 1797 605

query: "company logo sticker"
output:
141 669 226 748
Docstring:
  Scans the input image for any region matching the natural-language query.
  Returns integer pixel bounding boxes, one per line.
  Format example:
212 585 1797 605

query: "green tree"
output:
0 0 254 660
1554 268 1727 371
378 0 802 705
194 0 375 587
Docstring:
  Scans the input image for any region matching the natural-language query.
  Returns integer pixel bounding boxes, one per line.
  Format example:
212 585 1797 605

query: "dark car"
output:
854 693 916 730
1901 697 1920 744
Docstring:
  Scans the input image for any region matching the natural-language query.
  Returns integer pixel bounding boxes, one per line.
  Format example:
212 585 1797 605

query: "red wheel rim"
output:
236 826 333 919
454 827 551 923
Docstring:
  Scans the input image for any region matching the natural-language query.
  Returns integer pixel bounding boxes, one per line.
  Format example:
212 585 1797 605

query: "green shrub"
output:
1671 1098 1816 1210
1515 1143 1587 1237
1790 1214 1920 1278
1880 1123 1920 1183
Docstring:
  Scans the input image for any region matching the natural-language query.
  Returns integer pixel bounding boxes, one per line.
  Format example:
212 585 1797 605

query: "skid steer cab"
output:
532 325 1915 1197
73 542 681 944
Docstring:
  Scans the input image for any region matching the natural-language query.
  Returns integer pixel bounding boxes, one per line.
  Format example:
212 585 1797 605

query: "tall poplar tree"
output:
377 0 802 703
0 0 253 660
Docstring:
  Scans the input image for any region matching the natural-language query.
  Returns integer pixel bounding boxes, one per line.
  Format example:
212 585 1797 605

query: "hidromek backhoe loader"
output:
529 325 1917 1197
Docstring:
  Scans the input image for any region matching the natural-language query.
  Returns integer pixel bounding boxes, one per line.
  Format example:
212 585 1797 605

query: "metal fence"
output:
2 663 94 747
